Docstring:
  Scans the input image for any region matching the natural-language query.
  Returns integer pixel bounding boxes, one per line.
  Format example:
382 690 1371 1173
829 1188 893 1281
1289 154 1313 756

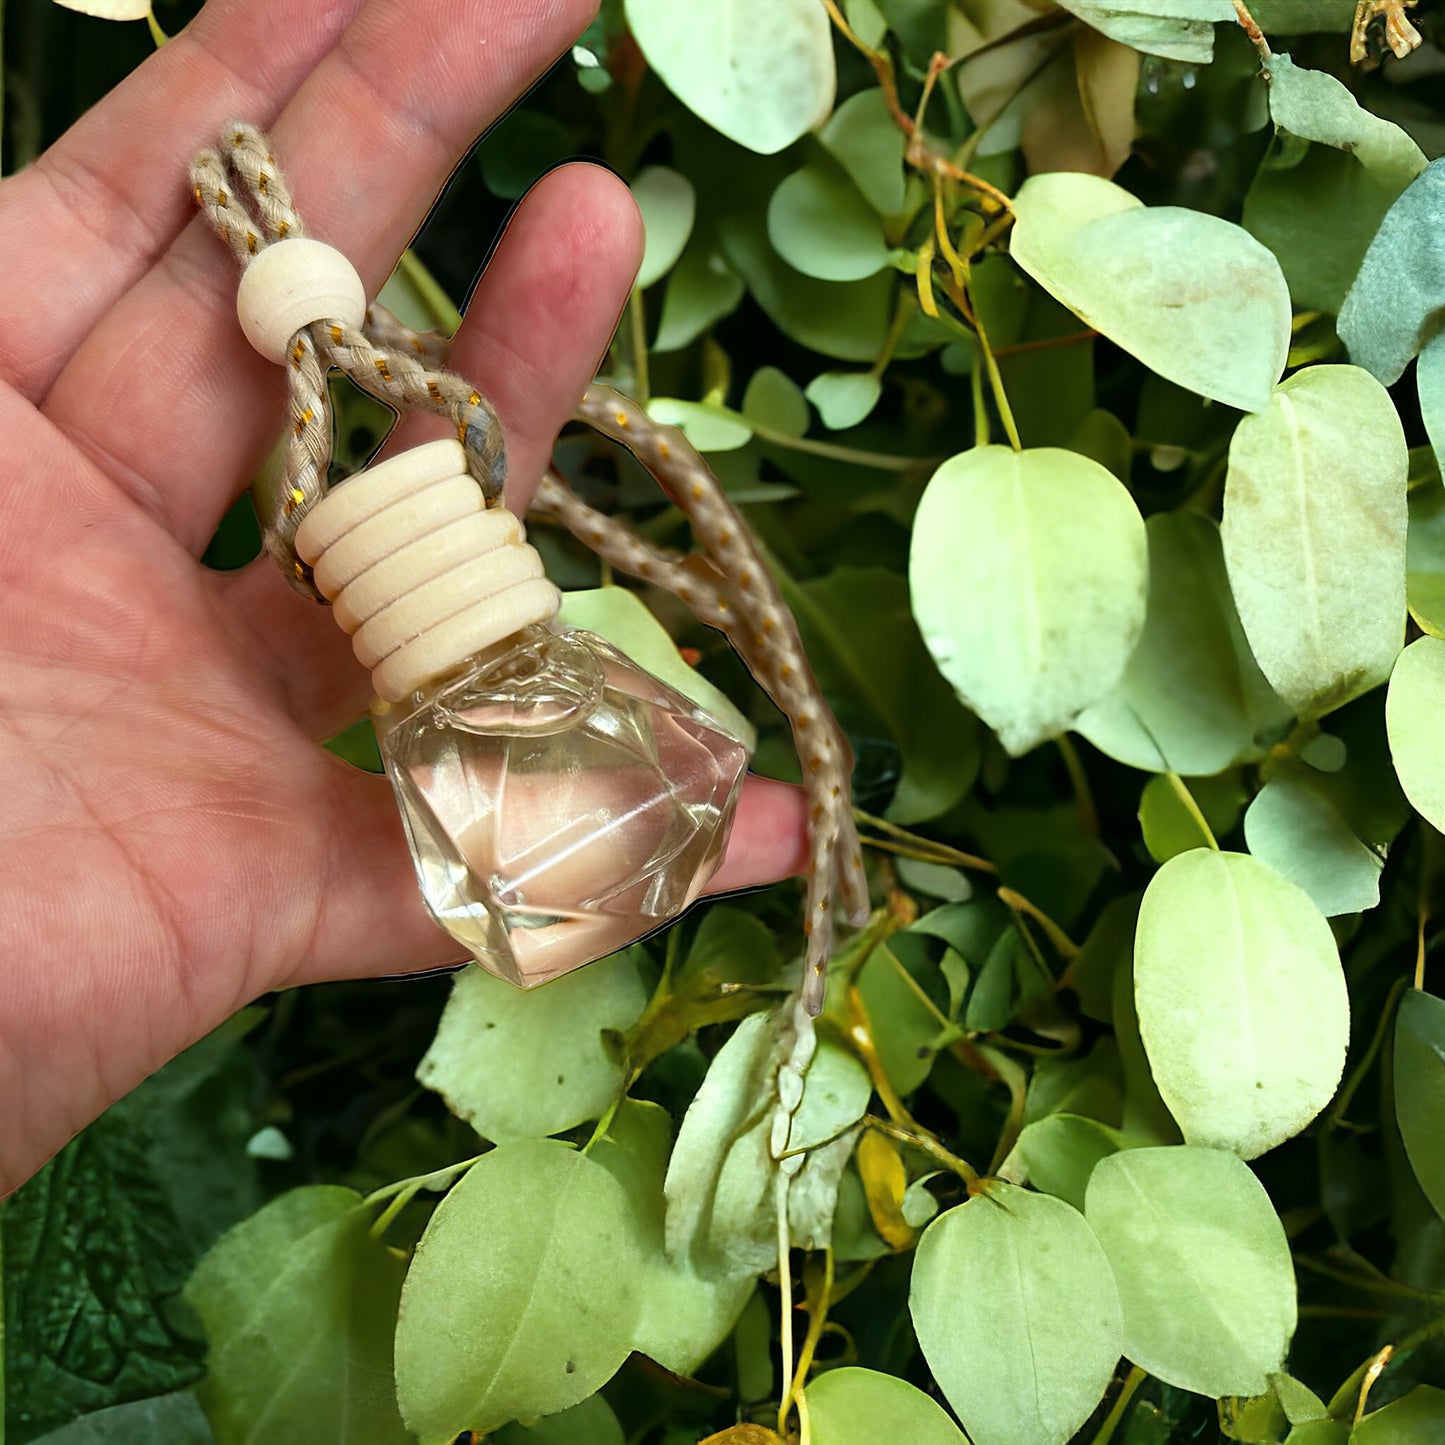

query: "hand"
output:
0 0 809 1194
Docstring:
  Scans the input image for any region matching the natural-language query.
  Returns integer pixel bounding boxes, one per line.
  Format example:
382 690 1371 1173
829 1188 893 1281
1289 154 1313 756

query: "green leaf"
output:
805 1367 967 1445
1085 1146 1296 1397
1244 55 1426 313
1222 364 1407 718
1394 989 1445 1222
1339 158 1445 385
1353 1386 1445 1443
557 588 757 749
1078 512 1288 774
186 1187 409 1445
1139 776 1215 864
1386 636 1445 831
818 88 907 215
646 398 753 452
633 166 697 291
806 371 883 430
494 1396 624 1445
1010 171 1291 413
27 1394 213 1445
768 158 889 282
664 1010 785 1280
1244 776 1383 916
910 444 1148 756
742 365 810 438
654 233 746 352
624 0 836 155
1135 850 1349 1158
395 1141 643 1441
416 949 649 1142
1053 0 1233 63
590 1101 753 1375
787 566 981 824
909 1183 1122 1445
1012 1115 1129 1212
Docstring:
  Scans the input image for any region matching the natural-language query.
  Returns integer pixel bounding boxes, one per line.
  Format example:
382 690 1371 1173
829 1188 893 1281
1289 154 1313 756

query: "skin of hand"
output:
0 0 811 1195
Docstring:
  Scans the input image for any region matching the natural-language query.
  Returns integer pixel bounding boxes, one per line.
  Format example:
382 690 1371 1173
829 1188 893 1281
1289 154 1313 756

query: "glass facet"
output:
374 625 749 986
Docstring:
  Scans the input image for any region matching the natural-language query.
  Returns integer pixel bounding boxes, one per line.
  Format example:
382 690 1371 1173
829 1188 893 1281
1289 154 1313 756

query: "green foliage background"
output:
7 1 1445 1442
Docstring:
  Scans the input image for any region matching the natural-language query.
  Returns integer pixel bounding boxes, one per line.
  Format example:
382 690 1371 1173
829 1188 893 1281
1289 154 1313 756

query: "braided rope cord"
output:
189 122 866 1013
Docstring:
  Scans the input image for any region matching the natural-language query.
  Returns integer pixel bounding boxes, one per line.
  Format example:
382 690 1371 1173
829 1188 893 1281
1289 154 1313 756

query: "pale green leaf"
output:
1244 54 1426 313
1244 776 1383 916
806 371 883 430
1222 364 1407 718
1085 1146 1297 1397
819 88 907 214
646 398 752 452
910 444 1148 755
1394 989 1445 1223
806 1367 967 1445
742 365 810 438
655 236 746 352
185 1187 409 1445
395 1141 643 1441
1338 157 1445 385
1077 512 1288 775
1013 1114 1129 1212
1353 1386 1445 1443
416 949 648 1143
633 166 696 291
768 159 889 282
624 0 836 155
1386 636 1445 831
1054 0 1232 62
1135 850 1349 1158
557 588 757 749
1010 171 1291 413
909 1184 1122 1445
494 1396 624 1445
590 1101 753 1375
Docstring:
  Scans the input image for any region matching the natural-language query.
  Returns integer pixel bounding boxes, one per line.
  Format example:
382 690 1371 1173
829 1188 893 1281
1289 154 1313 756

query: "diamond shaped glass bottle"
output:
373 624 748 986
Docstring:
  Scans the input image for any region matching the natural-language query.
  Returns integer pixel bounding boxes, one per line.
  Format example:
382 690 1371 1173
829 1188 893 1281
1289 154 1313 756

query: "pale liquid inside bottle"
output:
375 626 749 986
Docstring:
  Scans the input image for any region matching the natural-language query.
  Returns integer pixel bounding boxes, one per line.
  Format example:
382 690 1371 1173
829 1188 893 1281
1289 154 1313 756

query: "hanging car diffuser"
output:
191 124 867 1011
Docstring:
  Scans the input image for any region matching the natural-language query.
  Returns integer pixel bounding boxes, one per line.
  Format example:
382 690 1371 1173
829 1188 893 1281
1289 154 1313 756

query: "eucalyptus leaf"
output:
590 1101 754 1375
806 371 883 430
1244 55 1426 313
1135 850 1348 1158
1338 157 1445 385
417 949 648 1143
819 88 907 215
1077 512 1288 775
1385 636 1445 831
1010 171 1291 413
1222 364 1407 718
1085 1146 1297 1397
1394 989 1445 1223
910 444 1148 755
395 1141 644 1440
624 0 836 155
768 159 889 282
1054 0 1233 63
186 1187 409 1445
1244 776 1383 916
909 1184 1122 1445
806 1367 967 1445
633 166 697 291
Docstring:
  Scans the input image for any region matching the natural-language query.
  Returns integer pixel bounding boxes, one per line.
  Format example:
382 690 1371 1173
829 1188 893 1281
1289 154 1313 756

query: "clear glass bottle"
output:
373 624 749 987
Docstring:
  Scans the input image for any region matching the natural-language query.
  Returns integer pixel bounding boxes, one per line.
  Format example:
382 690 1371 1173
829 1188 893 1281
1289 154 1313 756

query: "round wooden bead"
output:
236 237 366 363
296 439 466 564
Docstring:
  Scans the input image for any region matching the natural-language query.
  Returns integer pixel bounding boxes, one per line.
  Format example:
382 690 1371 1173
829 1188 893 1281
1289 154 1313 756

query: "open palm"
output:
0 0 809 1193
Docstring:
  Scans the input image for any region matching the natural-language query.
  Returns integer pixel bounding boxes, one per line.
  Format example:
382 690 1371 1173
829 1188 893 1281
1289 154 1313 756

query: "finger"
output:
288 767 810 987
0 0 367 402
210 163 643 738
44 0 600 551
